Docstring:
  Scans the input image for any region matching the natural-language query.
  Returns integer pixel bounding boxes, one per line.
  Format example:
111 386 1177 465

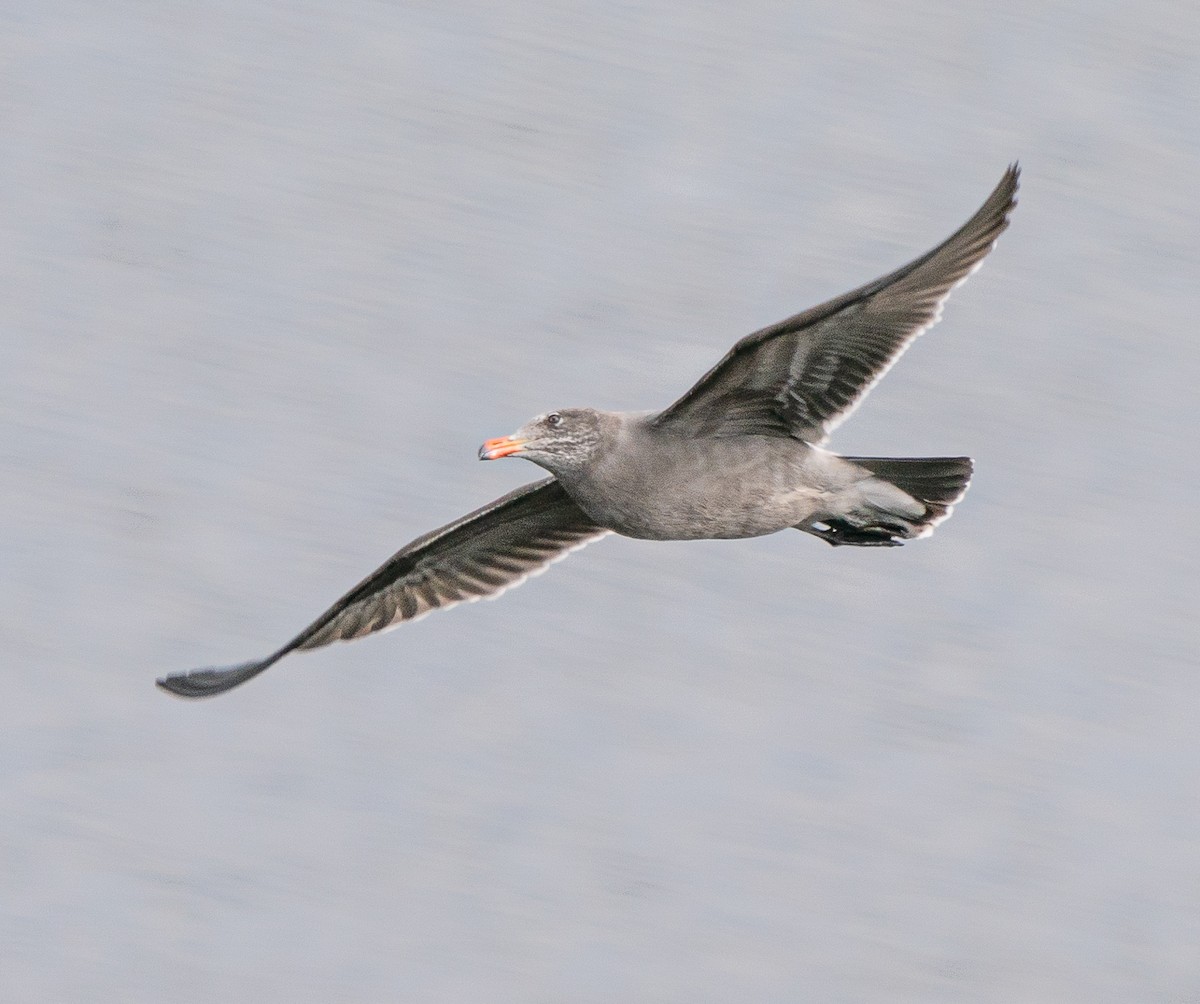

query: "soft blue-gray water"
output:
3 2 1198 1000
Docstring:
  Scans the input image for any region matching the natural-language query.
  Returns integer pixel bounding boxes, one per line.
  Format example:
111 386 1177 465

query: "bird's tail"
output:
846 455 974 537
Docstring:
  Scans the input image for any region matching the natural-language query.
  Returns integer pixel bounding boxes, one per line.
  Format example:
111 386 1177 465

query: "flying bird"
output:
158 165 1019 698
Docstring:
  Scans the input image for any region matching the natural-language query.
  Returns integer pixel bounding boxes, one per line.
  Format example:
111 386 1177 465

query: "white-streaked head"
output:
478 407 611 477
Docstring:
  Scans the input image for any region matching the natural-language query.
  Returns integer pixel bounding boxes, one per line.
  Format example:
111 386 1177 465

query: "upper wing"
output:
652 165 1019 444
157 478 607 698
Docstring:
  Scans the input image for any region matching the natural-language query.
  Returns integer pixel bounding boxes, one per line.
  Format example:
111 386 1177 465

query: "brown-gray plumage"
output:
157 480 605 697
158 165 1018 698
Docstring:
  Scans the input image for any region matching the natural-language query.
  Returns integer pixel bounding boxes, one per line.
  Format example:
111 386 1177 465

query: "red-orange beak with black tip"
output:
478 435 528 461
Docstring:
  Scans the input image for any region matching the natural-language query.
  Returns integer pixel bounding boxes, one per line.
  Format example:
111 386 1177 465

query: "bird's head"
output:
479 407 608 477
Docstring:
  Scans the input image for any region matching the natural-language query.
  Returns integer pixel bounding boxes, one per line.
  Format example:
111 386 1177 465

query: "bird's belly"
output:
558 436 843 541
574 470 827 541
613 495 822 540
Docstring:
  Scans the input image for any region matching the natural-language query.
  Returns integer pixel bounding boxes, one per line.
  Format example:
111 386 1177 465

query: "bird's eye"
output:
545 412 562 427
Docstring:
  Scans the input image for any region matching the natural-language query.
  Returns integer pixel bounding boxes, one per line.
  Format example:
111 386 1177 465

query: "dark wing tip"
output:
156 657 276 699
992 162 1021 220
1004 159 1020 195
956 162 1020 248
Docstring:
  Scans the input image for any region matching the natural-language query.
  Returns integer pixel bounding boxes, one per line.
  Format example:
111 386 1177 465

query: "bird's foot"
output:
800 519 905 547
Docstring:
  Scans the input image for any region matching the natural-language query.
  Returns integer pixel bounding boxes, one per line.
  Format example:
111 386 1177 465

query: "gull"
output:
158 165 1018 698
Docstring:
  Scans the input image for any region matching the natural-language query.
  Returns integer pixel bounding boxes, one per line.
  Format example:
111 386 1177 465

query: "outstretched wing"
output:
652 165 1019 444
157 478 607 698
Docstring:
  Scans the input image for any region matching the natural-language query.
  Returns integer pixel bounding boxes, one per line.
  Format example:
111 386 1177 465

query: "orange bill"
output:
478 436 528 460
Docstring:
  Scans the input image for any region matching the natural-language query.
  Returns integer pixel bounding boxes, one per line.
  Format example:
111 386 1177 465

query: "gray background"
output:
4 2 1198 1000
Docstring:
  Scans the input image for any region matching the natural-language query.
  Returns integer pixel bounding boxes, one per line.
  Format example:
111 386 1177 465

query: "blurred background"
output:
3 1 1198 1000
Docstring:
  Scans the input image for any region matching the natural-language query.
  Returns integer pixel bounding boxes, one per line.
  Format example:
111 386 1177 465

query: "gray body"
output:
550 413 917 541
159 166 1018 698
